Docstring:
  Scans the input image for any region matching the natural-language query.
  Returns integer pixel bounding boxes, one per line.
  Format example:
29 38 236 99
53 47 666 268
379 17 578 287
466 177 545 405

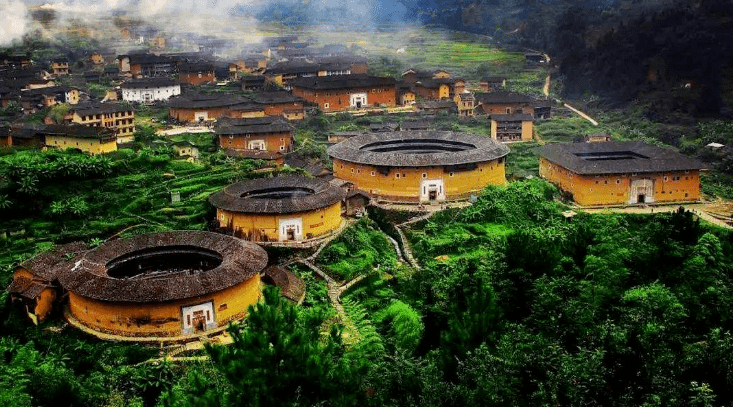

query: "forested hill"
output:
426 0 733 113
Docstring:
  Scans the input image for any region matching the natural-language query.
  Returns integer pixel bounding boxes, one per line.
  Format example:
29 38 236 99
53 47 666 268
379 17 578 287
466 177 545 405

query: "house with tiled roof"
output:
292 74 396 112
538 141 705 206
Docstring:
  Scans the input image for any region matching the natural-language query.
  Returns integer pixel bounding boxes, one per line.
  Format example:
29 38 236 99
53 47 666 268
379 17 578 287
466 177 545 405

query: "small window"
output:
449 172 454 177
396 173 400 179
616 179 620 184
422 173 427 178
218 303 228 311
371 171 375 176
664 176 668 181
324 103 330 109
351 168 354 173
357 169 360 174
280 146 285 150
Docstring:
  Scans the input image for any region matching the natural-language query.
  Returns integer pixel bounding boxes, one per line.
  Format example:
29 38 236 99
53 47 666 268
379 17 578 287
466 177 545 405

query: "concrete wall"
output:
67 274 261 337
332 159 507 202
539 157 701 206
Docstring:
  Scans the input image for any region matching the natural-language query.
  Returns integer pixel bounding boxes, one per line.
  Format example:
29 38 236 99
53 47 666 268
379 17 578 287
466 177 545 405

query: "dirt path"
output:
581 203 733 230
563 103 599 126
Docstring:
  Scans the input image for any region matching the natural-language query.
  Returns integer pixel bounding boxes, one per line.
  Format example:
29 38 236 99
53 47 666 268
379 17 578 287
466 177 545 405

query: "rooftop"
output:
538 141 706 175
292 74 396 90
121 78 179 89
215 116 294 135
475 92 534 104
210 175 346 214
57 231 267 303
328 131 510 167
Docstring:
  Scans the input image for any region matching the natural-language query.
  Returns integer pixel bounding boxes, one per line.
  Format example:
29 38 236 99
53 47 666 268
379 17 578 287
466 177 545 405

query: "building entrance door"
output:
350 93 368 109
278 218 303 242
420 179 445 203
181 301 215 335
630 179 654 204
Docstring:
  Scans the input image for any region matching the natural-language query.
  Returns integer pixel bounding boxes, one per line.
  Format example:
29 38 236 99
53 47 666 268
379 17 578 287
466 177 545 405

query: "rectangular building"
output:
538 141 705 206
292 74 396 112
215 116 294 155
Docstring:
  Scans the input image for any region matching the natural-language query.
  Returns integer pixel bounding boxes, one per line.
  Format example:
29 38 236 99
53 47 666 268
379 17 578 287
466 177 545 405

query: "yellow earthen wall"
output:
217 201 342 241
45 135 117 154
67 274 261 337
332 158 507 201
539 157 701 206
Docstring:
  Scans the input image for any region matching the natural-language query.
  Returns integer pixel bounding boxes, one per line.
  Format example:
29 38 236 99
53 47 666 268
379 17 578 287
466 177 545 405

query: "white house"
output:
121 78 181 104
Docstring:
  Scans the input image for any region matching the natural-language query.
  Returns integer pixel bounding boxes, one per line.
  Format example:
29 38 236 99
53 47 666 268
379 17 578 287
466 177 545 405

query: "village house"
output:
117 53 178 77
415 100 456 115
23 86 80 107
46 231 267 339
210 176 346 243
4 126 43 148
168 94 265 123
50 58 69 76
398 84 416 106
328 131 510 203
327 131 364 145
583 133 613 143
64 103 136 144
172 140 199 160
455 92 477 117
241 75 267 91
121 78 181 104
479 76 506 92
475 92 536 116
8 242 87 324
214 116 294 158
538 141 705 206
40 124 118 154
533 99 553 119
292 74 396 112
178 62 217 85
251 91 306 121
265 60 356 90
402 69 466 100
490 113 534 142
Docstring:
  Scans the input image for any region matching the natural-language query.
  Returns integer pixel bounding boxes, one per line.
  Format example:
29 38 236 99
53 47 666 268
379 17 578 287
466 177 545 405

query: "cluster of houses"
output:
4 34 709 342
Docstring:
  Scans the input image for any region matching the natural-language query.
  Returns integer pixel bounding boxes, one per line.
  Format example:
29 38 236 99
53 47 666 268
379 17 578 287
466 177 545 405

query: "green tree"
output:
169 287 368 406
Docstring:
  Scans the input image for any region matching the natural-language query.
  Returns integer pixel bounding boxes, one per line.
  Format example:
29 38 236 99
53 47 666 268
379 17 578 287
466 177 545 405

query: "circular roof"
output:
57 231 268 303
209 176 346 215
327 131 510 167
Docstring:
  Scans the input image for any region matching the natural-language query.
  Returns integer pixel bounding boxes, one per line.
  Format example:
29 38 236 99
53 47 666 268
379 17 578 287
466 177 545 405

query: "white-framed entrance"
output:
278 217 303 241
420 179 446 202
181 301 216 335
350 93 368 109
629 179 654 204
247 139 266 150
194 111 208 122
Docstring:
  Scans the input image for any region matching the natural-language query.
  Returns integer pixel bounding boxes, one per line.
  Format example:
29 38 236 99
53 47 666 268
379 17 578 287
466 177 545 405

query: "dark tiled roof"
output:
491 113 533 122
251 91 303 104
262 266 306 303
57 231 267 303
292 74 395 90
39 124 117 141
169 94 251 109
328 131 510 167
400 120 431 130
475 92 534 104
18 242 88 281
71 103 133 116
215 116 294 135
537 141 706 175
121 78 179 89
209 175 346 214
